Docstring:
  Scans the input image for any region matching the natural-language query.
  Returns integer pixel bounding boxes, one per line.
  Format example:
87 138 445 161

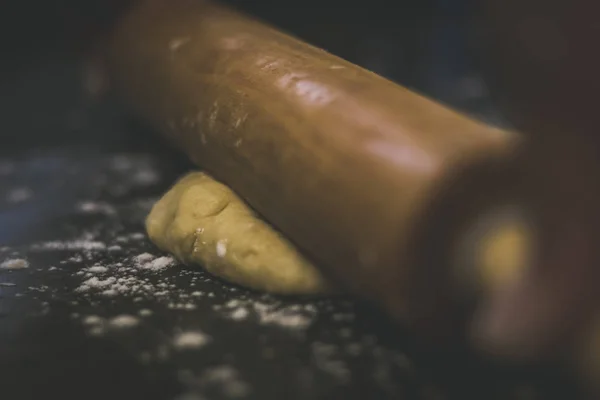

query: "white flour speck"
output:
173 331 210 350
216 240 227 257
32 240 106 251
225 300 242 308
134 253 174 271
253 302 313 329
134 253 154 263
83 315 104 325
77 201 116 215
0 258 29 270
133 169 159 185
81 276 116 289
200 366 251 398
312 342 351 382
139 309 153 317
109 315 140 329
146 256 174 271
87 265 108 273
229 307 249 321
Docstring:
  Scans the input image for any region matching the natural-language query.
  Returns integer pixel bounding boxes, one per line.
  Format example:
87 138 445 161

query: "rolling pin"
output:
107 0 522 341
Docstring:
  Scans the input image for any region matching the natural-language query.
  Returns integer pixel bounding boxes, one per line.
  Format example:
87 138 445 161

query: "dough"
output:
146 172 331 295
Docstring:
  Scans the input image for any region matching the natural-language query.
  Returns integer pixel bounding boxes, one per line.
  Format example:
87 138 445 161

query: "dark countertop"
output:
0 53 582 400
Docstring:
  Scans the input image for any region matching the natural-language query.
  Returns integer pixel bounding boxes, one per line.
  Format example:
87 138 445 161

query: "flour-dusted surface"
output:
0 258 29 270
0 148 579 400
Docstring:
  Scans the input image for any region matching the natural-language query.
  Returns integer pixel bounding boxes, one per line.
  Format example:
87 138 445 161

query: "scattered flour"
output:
109 314 140 329
134 253 154 263
77 201 116 215
133 169 159 185
168 303 197 310
145 256 175 271
0 258 29 270
218 299 315 329
81 315 106 336
173 331 210 350
229 308 249 321
200 366 250 398
216 240 227 257
101 289 119 297
81 276 117 289
32 240 106 251
83 315 104 325
87 265 108 273
312 342 351 382
133 253 175 271
139 309 153 317
253 302 314 329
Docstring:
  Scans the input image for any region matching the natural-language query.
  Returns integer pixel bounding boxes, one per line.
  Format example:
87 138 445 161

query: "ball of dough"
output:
146 172 332 295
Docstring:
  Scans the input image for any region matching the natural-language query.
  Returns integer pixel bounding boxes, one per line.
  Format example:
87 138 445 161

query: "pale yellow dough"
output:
146 172 331 295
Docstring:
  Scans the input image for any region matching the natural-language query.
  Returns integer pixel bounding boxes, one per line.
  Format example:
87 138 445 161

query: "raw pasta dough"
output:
146 172 331 295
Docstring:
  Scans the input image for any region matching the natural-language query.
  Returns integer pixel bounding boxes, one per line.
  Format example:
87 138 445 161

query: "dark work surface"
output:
0 51 583 400
1 132 583 400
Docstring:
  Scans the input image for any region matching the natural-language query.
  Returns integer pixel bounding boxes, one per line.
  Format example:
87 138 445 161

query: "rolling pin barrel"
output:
108 0 521 339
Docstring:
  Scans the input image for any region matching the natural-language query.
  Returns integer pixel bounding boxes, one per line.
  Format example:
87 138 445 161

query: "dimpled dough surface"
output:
146 172 331 295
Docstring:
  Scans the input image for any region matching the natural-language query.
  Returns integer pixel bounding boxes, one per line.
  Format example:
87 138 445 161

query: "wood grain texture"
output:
108 0 520 339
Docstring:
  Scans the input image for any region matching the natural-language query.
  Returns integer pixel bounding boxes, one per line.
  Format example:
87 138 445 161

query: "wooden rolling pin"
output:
107 0 522 340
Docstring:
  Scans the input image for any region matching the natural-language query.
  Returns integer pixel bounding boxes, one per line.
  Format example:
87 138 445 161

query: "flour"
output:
0 258 29 270
216 240 227 257
168 302 198 310
81 276 117 289
200 366 250 398
217 298 316 329
312 342 351 383
228 307 249 321
133 253 154 263
253 302 314 329
32 240 106 251
77 201 116 215
109 314 140 329
83 315 104 325
81 315 106 336
87 265 108 273
131 253 175 271
139 309 153 317
173 331 210 350
146 257 174 271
